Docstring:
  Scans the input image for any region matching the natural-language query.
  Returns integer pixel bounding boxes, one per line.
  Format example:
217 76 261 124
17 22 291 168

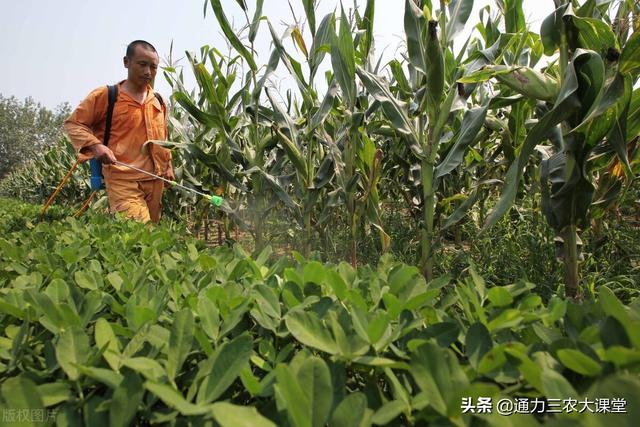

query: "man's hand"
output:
163 166 175 187
164 167 175 181
89 144 117 164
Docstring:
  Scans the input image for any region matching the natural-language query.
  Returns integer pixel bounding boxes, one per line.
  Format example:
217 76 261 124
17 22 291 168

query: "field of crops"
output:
1 0 640 425
0 198 638 426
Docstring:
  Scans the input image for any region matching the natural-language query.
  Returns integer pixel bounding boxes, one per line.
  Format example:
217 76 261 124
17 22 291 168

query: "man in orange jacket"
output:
64 40 174 223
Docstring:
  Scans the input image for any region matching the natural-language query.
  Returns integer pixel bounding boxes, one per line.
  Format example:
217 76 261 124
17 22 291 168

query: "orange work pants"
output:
105 178 163 223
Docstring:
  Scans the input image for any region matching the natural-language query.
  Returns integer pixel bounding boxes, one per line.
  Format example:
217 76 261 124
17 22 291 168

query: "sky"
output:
0 1 554 110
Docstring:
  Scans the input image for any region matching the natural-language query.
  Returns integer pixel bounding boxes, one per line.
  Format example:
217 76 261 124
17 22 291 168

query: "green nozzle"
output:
210 195 223 206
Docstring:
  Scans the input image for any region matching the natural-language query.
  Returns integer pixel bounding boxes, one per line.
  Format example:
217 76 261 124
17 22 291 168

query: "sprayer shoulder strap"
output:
154 92 164 109
103 84 118 147
103 85 164 147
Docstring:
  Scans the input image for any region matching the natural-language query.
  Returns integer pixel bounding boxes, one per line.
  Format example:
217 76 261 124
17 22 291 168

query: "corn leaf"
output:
356 67 422 158
627 88 640 138
446 0 474 44
404 0 427 74
541 3 569 56
302 0 316 35
267 21 310 103
209 0 257 71
331 6 357 106
173 92 219 129
266 89 308 181
253 49 280 101
572 72 631 148
441 189 480 230
249 0 264 43
435 103 489 179
310 13 336 81
620 30 640 76
571 15 618 52
483 50 588 230
310 81 338 130
361 0 376 59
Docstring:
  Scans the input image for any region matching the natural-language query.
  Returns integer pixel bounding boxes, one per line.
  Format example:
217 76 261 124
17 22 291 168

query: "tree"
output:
0 94 71 179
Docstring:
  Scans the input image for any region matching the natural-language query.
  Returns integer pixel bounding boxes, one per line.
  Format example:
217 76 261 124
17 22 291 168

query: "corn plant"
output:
258 0 388 264
356 0 507 280
461 0 640 298
166 0 282 248
168 0 390 264
320 1 389 265
152 0 640 294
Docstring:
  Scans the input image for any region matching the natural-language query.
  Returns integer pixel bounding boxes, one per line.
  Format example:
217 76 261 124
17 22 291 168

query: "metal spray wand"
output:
113 160 223 206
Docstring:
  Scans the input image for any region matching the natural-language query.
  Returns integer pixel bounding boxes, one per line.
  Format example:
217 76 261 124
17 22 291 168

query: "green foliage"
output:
174 0 639 294
0 94 70 179
0 136 93 206
1 0 639 349
1 0 635 301
1 199 639 425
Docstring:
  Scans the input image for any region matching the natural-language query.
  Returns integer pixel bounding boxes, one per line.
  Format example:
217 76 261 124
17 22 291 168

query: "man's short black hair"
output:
126 40 157 58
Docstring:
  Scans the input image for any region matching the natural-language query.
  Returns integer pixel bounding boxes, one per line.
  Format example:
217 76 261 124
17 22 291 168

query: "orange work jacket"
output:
64 81 172 181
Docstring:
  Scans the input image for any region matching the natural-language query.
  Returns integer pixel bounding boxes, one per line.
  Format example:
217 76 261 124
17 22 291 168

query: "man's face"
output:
124 45 159 87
